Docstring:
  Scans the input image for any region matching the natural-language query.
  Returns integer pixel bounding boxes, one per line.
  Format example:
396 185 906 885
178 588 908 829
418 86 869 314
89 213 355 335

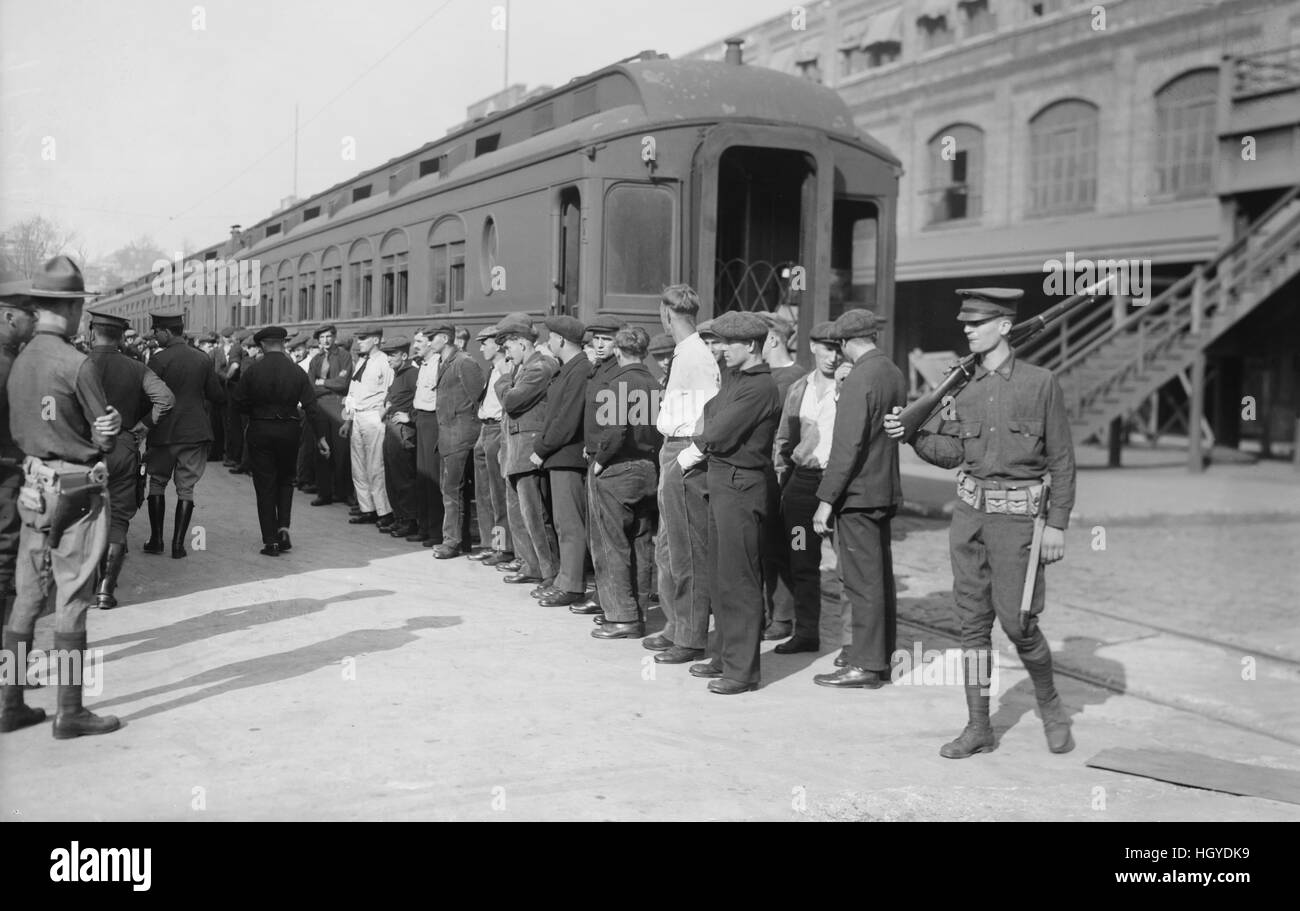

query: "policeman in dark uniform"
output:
232 327 330 556
676 311 781 695
2 256 122 738
0 281 37 631
885 288 1077 757
86 311 175 609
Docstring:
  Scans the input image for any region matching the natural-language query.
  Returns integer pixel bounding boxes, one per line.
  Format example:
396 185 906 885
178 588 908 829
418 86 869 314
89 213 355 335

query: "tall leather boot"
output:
0 627 46 733
940 651 996 759
142 494 166 554
1020 642 1074 754
51 631 119 739
96 543 127 610
171 500 195 559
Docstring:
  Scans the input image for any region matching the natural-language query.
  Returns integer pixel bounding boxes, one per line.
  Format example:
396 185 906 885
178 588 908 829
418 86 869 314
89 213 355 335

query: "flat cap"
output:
312 323 337 338
695 319 718 340
494 312 536 341
286 332 310 348
475 324 498 342
354 324 384 339
151 311 185 332
86 310 129 330
544 314 586 346
220 325 237 337
809 320 839 344
754 310 796 346
253 326 288 344
648 333 675 356
956 287 1022 322
200 332 219 344
423 322 455 340
380 335 410 353
584 315 624 336
233 328 253 342
710 311 769 342
831 308 887 339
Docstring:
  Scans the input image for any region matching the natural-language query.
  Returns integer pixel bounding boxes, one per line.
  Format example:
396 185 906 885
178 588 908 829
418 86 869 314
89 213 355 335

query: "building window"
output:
1028 0 1067 17
796 57 822 83
474 134 501 157
831 200 880 320
429 218 467 311
927 124 984 224
480 216 499 294
917 15 954 52
381 253 408 315
322 268 342 319
960 0 996 37
1028 99 1099 216
604 184 674 299
1154 69 1217 199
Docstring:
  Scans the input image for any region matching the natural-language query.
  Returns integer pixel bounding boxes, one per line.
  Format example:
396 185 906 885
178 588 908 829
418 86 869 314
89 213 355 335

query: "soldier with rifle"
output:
884 287 1078 758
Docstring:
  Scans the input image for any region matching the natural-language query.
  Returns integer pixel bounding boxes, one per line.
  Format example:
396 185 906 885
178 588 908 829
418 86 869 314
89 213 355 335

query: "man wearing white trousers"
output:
342 326 394 525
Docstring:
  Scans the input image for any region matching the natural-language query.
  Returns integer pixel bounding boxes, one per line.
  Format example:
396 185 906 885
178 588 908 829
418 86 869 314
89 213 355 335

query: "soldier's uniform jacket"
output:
435 348 487 455
7 331 114 464
232 351 327 438
692 362 780 469
88 346 175 435
534 351 590 470
912 353 1076 529
1 340 23 464
816 348 907 511
148 336 226 446
502 349 558 475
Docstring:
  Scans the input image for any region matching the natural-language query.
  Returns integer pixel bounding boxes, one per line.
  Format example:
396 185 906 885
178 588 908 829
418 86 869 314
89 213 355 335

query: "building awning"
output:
862 6 904 47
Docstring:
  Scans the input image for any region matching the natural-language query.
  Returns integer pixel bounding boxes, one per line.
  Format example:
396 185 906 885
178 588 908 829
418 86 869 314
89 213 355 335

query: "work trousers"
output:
414 410 443 542
548 468 587 593
838 506 898 673
591 459 657 622
706 462 772 686
104 433 141 545
781 467 826 643
314 393 351 503
440 445 474 550
383 420 418 525
508 470 558 581
209 400 225 461
656 440 711 650
224 392 243 462
246 420 299 545
349 410 390 516
10 488 108 635
764 468 795 627
295 419 316 486
473 422 510 553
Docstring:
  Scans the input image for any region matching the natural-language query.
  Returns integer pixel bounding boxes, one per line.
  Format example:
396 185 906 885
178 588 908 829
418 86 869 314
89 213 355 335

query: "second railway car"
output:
94 48 901 357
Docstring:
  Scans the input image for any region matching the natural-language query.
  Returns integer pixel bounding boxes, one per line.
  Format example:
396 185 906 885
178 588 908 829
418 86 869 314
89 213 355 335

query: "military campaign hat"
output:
831 308 887 340
710 311 769 342
0 278 34 304
86 310 129 330
544 314 586 346
809 320 839 344
494 312 536 342
584 314 623 337
354 324 384 339
27 256 94 300
312 323 337 338
151 311 185 332
253 326 288 345
648 333 675 356
423 322 455 340
380 335 411 353
956 287 1023 322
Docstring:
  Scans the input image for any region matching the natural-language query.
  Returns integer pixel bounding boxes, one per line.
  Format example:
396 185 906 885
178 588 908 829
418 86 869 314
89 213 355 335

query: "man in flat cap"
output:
430 324 486 557
409 325 447 546
143 311 225 559
574 314 625 614
470 325 514 566
2 257 123 737
885 288 1077 758
771 320 843 655
305 324 353 508
647 333 675 386
526 314 589 601
674 310 780 693
215 325 244 469
342 326 394 525
0 282 38 632
810 308 905 690
233 327 330 556
498 313 560 587
379 335 419 539
86 310 175 608
650 285 720 663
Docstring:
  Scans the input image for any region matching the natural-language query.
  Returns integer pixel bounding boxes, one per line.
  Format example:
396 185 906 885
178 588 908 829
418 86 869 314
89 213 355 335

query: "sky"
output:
0 0 794 262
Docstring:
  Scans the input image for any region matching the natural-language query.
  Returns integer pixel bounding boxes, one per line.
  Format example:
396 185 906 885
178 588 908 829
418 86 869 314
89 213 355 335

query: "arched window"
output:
927 124 984 224
276 260 293 325
348 238 374 317
428 217 467 312
378 230 409 316
1154 68 1217 198
321 247 342 320
297 253 317 322
1028 99 1099 216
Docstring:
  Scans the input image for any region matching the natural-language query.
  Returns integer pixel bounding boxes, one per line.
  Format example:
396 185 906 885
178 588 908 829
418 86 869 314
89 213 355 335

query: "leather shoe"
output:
773 636 820 655
406 533 428 543
422 538 440 548
568 600 603 615
940 723 997 759
466 549 492 561
689 661 723 678
482 551 514 566
310 497 333 507
590 613 608 624
277 530 292 552
641 634 673 651
259 543 281 557
389 521 417 538
502 572 541 584
531 584 562 599
709 678 757 695
495 559 523 573
376 514 395 530
431 544 463 560
301 484 318 494
348 512 378 524
834 648 849 667
657 645 706 664
814 666 885 689
539 591 586 607
591 620 645 639
762 620 793 641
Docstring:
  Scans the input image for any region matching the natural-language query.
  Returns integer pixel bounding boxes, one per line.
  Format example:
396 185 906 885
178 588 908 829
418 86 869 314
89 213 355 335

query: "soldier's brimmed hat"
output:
312 323 336 338
86 310 129 331
494 312 536 342
253 326 288 345
831 308 887 340
584 314 623 337
710 311 769 342
648 333 675 356
423 322 455 340
956 287 1022 322
354 324 384 339
0 279 35 306
27 256 95 301
809 320 839 344
544 314 586 346
151 311 185 332
475 324 498 342
380 335 411 353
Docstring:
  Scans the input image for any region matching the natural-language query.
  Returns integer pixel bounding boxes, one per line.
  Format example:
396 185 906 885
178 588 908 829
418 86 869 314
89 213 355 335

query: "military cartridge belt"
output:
22 456 108 491
956 470 1045 516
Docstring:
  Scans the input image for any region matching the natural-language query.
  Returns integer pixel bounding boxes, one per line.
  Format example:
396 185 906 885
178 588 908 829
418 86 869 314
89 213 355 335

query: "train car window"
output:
830 199 879 320
382 254 409 316
429 218 468 312
475 134 501 157
266 224 282 237
604 184 673 300
572 85 598 121
532 103 554 135
352 185 372 203
303 206 321 221
480 217 499 295
419 157 441 178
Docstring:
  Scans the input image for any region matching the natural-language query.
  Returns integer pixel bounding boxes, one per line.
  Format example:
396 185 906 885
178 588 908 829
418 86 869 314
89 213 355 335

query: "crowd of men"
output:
1 257 1078 760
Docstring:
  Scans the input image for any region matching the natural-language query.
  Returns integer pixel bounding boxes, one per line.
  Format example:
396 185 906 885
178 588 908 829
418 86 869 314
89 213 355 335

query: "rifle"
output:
893 278 1117 443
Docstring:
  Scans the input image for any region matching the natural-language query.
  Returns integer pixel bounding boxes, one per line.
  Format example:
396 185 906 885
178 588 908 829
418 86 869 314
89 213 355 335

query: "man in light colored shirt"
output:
341 326 394 524
410 326 445 545
470 324 513 565
649 284 721 666
771 320 842 655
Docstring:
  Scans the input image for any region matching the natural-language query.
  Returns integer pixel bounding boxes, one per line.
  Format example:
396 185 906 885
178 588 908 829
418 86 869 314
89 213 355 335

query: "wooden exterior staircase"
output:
1018 184 1300 446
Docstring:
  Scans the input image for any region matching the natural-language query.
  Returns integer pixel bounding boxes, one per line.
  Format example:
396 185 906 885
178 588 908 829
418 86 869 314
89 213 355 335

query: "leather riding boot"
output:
940 658 996 759
96 543 127 610
1038 694 1075 754
0 627 46 733
171 500 195 559
1017 637 1074 752
142 495 166 554
51 632 119 739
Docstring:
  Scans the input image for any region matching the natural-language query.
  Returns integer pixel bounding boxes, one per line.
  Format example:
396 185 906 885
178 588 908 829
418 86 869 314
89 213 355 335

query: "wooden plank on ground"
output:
1087 748 1300 806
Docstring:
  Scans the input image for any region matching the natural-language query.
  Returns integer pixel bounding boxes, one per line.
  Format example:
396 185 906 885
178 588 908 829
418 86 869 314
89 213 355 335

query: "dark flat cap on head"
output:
956 287 1023 322
313 323 337 338
354 324 384 339
754 310 796 346
201 332 219 344
423 322 454 340
29 256 93 300
286 332 310 348
87 310 129 331
544 314 586 346
475 324 498 342
337 335 354 349
584 314 623 336
710 311 769 342
831 308 887 340
253 326 288 345
380 335 411 353
220 325 237 337
494 312 536 341
648 333 675 356
695 319 717 340
151 311 185 332
809 320 839 344
233 328 253 342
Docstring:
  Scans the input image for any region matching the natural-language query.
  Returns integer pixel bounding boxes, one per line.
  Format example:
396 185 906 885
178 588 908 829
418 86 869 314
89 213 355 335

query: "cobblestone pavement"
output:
1 464 1296 821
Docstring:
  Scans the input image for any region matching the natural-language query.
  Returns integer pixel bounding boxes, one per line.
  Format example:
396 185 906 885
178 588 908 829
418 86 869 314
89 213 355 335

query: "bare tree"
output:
0 214 80 279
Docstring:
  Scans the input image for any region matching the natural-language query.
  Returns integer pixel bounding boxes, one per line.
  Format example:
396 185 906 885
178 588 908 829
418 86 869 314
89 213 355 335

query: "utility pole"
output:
293 103 300 199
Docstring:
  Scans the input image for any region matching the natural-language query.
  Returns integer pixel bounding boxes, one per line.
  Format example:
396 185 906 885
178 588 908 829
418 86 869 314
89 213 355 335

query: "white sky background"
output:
0 0 793 260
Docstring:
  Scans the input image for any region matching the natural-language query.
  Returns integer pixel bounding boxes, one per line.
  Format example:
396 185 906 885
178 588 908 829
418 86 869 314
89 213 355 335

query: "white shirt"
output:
343 350 394 417
655 332 720 437
791 374 837 469
478 362 506 421
413 354 440 412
